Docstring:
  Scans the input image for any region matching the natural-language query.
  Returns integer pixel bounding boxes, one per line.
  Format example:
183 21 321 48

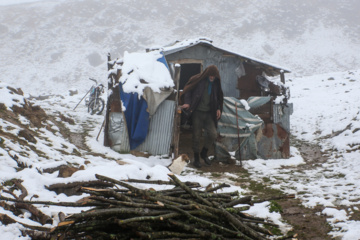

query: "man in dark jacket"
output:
180 65 224 168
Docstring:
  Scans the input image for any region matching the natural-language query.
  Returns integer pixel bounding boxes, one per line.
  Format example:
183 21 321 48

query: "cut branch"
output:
168 173 213 207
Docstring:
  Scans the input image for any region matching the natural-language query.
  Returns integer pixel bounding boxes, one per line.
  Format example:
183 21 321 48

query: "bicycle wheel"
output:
88 98 105 115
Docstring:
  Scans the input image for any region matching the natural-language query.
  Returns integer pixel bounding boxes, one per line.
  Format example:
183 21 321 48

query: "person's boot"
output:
200 147 212 165
193 153 201 168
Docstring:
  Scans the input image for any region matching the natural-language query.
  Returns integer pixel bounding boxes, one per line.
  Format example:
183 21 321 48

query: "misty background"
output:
0 0 359 96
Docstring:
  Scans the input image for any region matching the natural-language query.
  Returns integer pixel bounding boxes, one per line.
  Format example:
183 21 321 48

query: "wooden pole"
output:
96 120 105 141
73 88 91 111
172 64 181 158
235 102 242 166
103 53 112 147
280 70 285 84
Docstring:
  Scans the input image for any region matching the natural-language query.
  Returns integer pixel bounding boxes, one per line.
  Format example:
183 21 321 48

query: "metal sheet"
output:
165 45 241 98
136 100 175 155
257 123 290 159
273 103 293 133
162 41 290 73
215 102 293 160
108 112 130 153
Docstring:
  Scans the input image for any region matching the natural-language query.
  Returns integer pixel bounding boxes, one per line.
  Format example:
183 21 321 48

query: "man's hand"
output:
181 104 190 110
216 109 221 120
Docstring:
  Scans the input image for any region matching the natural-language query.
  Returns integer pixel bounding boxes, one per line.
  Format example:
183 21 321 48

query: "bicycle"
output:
74 78 105 115
86 78 105 115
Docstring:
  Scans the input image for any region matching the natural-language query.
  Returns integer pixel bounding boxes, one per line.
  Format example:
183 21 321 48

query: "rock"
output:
18 129 37 143
58 166 79 178
69 89 78 96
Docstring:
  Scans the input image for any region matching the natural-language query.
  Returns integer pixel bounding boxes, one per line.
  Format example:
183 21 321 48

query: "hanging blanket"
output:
119 82 149 150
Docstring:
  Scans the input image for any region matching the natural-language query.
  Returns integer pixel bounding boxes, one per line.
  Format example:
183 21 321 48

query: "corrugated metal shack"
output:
104 38 293 160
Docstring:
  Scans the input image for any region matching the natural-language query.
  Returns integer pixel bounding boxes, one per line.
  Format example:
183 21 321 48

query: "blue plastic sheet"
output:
119 83 149 150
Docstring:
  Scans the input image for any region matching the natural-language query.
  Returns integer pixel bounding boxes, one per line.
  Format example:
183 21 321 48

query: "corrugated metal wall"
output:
109 100 175 155
273 103 293 133
136 100 175 155
165 45 241 98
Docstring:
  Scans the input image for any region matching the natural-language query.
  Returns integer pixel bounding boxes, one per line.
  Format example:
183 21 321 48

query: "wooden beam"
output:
172 64 181 158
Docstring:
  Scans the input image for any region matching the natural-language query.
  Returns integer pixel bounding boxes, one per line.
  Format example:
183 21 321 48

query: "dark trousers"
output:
192 110 217 153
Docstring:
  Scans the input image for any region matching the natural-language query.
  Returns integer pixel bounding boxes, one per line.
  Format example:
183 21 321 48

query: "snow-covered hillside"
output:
1 0 360 96
246 70 360 239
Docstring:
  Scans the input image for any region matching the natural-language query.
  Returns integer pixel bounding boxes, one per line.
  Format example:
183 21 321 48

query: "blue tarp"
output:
157 52 170 69
119 83 149 150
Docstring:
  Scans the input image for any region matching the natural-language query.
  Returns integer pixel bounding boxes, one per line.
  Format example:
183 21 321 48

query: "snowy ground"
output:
1 69 360 239
245 70 360 239
1 80 290 238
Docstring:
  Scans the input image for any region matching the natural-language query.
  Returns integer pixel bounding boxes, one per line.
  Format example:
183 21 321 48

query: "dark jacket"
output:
180 65 224 126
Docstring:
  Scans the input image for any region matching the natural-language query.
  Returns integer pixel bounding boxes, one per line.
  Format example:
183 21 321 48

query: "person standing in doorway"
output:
180 65 224 168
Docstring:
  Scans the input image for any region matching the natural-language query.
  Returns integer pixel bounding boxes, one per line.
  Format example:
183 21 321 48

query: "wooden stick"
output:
223 195 253 208
205 182 231 192
73 88 91 111
235 102 243 166
168 173 213 207
0 196 107 207
96 119 105 141
0 213 51 232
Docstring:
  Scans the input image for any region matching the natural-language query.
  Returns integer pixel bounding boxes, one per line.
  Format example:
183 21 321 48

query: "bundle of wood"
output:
49 174 286 240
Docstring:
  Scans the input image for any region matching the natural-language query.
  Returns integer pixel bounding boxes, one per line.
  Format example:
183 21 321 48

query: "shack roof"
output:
149 37 291 75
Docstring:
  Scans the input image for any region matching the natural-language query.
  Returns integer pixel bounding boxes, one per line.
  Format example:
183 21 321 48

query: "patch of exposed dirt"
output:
279 198 332 240
69 132 89 151
290 135 328 169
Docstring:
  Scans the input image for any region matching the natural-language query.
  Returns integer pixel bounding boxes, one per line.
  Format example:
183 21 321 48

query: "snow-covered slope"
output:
246 69 360 239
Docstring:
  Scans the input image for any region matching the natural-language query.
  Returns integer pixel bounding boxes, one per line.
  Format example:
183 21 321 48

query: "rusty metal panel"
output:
257 123 290 159
255 103 293 159
136 100 175 155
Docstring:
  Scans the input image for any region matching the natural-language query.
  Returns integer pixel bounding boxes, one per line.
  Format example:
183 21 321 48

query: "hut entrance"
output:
179 63 201 90
178 63 205 159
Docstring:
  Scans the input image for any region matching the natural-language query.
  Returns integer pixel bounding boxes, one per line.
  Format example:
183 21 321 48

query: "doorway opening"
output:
179 63 202 90
178 63 202 158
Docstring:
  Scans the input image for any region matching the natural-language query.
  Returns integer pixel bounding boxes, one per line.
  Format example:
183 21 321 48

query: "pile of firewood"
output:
52 174 287 240
0 174 294 239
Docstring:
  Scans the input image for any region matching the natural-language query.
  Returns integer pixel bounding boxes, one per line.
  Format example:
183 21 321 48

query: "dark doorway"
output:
178 63 202 160
179 63 201 127
179 63 201 90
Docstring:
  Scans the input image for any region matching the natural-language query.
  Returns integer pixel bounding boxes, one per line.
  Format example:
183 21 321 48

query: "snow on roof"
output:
115 50 174 96
149 37 213 55
113 37 290 96
151 37 291 74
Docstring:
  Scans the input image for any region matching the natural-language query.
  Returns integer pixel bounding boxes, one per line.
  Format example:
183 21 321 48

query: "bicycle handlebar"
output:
89 78 98 85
